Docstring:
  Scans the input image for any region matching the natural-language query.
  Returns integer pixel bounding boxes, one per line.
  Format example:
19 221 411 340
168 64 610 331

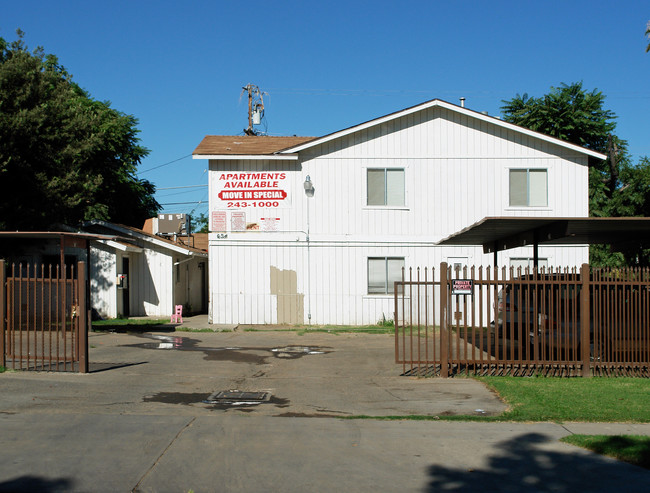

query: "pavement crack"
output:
560 424 573 435
131 417 196 492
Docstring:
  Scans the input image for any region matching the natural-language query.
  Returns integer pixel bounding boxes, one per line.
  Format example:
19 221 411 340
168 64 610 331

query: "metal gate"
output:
395 262 650 377
0 260 88 372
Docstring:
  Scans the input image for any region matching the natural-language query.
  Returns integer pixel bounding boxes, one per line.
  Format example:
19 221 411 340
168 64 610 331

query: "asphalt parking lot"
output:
1 327 649 492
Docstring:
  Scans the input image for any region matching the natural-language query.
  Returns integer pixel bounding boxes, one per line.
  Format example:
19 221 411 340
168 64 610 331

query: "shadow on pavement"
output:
0 475 73 493
89 361 148 373
426 432 649 492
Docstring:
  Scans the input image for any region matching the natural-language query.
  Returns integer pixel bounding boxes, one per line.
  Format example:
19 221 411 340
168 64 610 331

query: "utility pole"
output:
241 84 266 136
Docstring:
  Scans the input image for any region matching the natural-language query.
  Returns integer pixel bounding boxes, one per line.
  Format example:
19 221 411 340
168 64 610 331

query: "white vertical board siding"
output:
207 106 592 325
128 248 174 317
90 244 118 319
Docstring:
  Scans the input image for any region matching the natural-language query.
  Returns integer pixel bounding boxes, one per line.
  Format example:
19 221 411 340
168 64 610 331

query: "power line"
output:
157 184 208 190
138 154 192 174
160 201 206 206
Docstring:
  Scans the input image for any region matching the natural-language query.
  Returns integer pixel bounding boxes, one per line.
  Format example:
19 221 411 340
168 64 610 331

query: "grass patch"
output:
479 376 650 422
343 377 650 424
92 318 171 332
240 324 396 335
296 325 396 335
561 434 650 469
176 328 233 333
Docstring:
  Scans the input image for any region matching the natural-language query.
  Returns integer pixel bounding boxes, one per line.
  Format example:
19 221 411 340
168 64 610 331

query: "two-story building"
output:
193 99 605 325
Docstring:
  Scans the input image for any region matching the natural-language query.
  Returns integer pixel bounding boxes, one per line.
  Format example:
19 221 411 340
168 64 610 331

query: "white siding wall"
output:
208 107 590 325
90 244 118 318
210 242 587 325
128 249 174 317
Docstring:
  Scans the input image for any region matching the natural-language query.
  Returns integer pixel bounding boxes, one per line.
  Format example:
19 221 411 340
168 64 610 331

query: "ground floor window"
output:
368 257 404 294
509 257 548 272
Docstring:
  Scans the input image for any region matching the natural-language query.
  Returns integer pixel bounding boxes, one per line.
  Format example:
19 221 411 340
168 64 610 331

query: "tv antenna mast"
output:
241 83 267 135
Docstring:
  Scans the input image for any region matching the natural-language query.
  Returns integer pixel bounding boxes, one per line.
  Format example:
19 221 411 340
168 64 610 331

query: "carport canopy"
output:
436 217 650 266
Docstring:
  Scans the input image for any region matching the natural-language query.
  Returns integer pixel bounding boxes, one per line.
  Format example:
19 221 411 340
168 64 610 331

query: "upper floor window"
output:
509 169 547 207
367 168 405 206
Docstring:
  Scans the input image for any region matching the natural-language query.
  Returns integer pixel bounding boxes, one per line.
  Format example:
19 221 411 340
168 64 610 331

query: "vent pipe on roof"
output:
459 97 466 108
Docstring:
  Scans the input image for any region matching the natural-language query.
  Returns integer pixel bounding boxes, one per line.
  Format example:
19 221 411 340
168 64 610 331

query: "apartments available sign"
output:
215 172 290 208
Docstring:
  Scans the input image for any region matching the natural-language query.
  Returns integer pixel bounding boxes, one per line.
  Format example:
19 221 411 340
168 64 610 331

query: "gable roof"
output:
83 221 208 258
278 99 607 161
193 135 316 160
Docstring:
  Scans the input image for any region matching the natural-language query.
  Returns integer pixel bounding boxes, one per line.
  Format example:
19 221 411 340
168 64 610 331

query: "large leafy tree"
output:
502 82 650 266
0 31 159 230
500 82 624 214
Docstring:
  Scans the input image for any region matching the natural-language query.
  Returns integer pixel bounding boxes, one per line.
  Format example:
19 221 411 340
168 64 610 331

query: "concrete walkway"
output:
1 327 649 492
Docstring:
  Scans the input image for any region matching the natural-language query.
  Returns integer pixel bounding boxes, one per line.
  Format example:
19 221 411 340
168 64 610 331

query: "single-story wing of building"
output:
83 220 208 319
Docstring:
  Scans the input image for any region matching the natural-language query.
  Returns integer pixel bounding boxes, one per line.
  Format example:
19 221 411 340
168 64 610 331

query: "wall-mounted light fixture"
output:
304 175 315 197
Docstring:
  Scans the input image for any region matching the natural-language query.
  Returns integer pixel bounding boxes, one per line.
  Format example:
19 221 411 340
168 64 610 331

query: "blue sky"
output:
3 0 650 218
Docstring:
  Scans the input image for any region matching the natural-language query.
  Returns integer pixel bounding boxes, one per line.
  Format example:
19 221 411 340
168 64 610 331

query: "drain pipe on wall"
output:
304 175 315 325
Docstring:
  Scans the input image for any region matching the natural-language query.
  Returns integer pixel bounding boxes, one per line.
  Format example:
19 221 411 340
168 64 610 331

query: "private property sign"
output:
215 172 290 208
451 279 473 295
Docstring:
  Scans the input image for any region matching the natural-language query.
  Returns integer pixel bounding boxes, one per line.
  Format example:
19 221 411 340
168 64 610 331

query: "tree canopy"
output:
502 82 650 266
0 30 159 230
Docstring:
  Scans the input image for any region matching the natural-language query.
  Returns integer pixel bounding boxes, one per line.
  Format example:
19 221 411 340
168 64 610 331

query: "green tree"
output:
501 82 623 211
0 30 159 230
193 212 209 233
501 82 650 266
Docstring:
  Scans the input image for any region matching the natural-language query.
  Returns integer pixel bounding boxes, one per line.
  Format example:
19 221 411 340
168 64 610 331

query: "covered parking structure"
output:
395 217 650 377
437 216 650 268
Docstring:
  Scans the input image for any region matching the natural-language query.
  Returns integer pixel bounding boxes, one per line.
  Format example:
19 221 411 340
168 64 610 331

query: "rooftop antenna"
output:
241 83 267 135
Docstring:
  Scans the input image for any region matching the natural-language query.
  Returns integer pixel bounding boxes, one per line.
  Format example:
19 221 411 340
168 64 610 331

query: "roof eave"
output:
277 99 607 161
84 220 208 258
192 154 299 161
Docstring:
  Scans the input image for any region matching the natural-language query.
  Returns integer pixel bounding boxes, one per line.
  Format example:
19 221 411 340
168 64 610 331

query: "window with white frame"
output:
509 257 549 272
368 257 404 294
367 168 405 206
509 169 547 207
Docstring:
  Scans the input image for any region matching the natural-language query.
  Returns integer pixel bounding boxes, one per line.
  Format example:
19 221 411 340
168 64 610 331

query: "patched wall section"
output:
270 266 304 324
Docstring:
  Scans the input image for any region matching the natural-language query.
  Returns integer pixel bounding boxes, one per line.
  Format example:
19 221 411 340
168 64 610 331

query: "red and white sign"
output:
215 172 290 209
211 211 226 232
261 217 280 231
231 211 246 231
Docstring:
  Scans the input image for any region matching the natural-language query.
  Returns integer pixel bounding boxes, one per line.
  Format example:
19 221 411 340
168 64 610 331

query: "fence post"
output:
440 262 449 378
0 260 5 368
77 261 88 374
580 263 591 377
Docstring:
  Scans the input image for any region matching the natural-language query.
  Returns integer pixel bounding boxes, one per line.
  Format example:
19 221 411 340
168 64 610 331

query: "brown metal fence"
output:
0 260 88 372
395 262 650 377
